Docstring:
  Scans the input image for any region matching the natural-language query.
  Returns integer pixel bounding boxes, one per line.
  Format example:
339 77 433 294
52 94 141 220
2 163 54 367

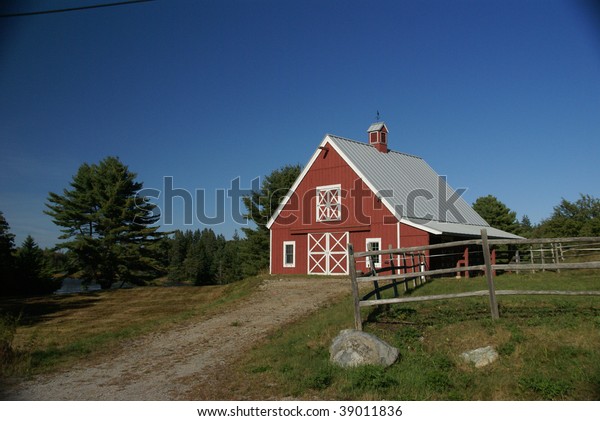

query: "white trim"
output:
315 183 341 190
365 237 382 268
396 221 401 266
269 230 273 274
315 184 341 222
283 240 296 268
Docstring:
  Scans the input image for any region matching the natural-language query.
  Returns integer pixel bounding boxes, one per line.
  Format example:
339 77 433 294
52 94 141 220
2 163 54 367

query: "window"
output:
316 184 341 222
283 241 295 268
366 238 381 268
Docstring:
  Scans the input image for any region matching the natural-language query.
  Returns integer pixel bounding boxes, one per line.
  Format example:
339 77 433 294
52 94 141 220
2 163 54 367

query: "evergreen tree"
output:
168 230 190 283
15 236 62 295
0 211 16 295
241 164 301 276
472 195 520 235
536 194 600 238
167 228 245 285
45 157 164 289
518 215 535 238
42 248 69 274
214 231 243 285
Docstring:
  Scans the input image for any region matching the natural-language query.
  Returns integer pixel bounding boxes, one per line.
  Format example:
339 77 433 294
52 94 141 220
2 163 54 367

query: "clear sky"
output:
1 0 599 248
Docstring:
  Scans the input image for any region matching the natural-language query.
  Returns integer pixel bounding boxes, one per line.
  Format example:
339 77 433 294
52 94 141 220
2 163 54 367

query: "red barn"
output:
266 122 520 275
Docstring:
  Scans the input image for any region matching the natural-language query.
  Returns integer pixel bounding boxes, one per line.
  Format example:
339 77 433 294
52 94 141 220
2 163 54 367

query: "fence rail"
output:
348 230 600 330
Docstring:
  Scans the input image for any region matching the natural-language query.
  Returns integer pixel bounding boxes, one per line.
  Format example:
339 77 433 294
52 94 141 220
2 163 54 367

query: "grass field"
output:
225 270 600 400
0 276 262 378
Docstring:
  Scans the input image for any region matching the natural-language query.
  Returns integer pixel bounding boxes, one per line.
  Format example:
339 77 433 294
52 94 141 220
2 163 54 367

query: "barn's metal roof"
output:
266 132 521 239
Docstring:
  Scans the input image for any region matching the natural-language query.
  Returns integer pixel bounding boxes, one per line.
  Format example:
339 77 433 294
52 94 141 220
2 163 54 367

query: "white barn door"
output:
307 232 349 275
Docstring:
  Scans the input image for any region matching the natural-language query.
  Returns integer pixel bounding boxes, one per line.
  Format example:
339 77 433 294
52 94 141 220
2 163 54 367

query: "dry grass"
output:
0 277 261 377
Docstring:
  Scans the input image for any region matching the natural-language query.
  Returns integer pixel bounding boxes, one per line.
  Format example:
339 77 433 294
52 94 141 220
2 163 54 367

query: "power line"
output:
0 0 155 18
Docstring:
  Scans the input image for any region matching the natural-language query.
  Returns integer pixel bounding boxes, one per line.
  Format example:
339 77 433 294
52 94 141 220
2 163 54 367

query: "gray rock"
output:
330 329 399 368
460 346 499 368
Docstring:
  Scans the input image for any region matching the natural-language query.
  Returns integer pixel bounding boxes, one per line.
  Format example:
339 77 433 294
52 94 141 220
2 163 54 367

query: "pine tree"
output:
45 157 164 289
0 211 16 295
241 164 301 276
215 231 243 284
472 195 520 235
15 235 61 295
519 215 534 238
167 229 245 285
168 230 191 283
537 194 600 237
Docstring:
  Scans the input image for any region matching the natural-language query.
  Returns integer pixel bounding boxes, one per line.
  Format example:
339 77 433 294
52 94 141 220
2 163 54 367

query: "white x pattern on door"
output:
307 232 348 275
316 185 341 222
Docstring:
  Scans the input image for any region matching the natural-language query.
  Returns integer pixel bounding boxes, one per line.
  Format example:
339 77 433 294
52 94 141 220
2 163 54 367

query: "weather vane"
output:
376 110 380 122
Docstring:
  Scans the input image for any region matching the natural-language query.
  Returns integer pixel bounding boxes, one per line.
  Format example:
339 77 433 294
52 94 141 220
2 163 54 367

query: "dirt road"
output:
5 278 350 400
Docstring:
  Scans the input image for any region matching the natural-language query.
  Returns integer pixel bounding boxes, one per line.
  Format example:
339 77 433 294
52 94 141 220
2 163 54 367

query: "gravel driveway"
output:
5 277 351 400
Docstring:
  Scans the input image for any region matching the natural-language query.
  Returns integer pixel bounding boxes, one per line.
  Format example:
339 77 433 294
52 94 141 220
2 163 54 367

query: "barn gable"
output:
268 133 518 238
267 123 520 275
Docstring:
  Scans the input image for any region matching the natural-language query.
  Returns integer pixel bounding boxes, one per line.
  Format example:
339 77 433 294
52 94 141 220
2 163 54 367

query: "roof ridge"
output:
326 133 423 159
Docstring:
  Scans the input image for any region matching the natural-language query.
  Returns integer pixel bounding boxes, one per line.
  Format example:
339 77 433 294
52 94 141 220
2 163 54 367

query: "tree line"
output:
472 194 600 238
0 156 301 296
1 154 598 297
0 213 62 296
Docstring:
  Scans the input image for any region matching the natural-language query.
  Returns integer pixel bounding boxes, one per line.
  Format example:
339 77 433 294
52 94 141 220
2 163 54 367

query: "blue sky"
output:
1 0 599 248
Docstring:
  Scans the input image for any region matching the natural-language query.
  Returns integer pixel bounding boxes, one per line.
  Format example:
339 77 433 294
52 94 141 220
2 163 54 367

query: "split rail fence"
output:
348 230 600 330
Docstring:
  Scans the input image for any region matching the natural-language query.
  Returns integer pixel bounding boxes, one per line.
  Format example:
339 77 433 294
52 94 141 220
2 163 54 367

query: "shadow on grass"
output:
0 293 102 327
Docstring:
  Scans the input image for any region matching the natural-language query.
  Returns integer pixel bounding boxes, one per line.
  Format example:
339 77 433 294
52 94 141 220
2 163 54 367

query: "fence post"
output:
348 243 363 331
481 229 500 320
541 244 546 272
419 252 427 284
558 243 564 261
401 253 408 291
552 243 560 273
410 254 417 288
389 244 399 297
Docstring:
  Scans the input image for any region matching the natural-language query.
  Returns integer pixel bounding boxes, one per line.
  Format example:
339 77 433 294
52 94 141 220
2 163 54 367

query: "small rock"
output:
460 346 499 368
330 329 399 368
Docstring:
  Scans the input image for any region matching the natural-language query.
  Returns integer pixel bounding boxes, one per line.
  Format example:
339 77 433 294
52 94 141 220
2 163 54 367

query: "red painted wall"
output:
270 139 430 274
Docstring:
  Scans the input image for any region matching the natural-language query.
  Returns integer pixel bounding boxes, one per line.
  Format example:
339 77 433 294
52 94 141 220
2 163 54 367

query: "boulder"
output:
330 329 399 368
460 346 499 368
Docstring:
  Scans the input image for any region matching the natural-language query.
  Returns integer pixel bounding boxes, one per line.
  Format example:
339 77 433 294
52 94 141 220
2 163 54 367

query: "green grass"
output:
0 276 262 378
228 270 600 400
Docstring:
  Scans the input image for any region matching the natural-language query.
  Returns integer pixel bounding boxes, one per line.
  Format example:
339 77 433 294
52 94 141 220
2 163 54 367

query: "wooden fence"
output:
348 230 600 330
